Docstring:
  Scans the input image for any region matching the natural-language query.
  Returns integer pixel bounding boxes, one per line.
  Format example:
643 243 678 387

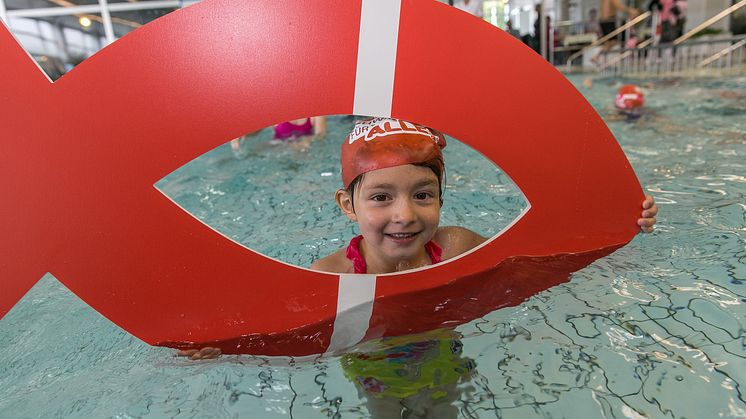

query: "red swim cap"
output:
615 84 645 110
341 118 446 188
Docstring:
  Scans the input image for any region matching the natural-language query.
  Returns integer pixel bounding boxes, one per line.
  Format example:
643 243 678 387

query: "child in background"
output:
271 117 327 152
310 117 657 274
230 116 327 158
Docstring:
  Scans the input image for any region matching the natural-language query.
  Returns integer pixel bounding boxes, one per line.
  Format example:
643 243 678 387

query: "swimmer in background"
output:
587 82 744 142
610 84 648 121
272 117 327 152
583 81 655 122
229 116 327 158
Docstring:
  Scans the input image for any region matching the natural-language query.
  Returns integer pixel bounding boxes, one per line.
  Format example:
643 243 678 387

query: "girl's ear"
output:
336 189 357 221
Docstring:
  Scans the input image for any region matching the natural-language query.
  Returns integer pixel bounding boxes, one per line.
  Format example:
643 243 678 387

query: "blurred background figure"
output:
230 116 327 158
453 0 483 18
614 84 646 120
585 8 602 37
506 19 521 39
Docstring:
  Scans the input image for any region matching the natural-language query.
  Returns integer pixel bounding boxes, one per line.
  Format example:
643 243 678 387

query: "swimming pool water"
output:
1 75 744 418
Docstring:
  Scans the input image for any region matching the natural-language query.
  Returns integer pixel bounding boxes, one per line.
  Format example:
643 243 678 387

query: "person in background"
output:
506 19 521 39
229 116 327 158
453 0 483 18
672 0 687 38
593 0 640 64
625 27 640 49
600 0 640 37
657 0 677 43
533 3 543 54
585 8 602 36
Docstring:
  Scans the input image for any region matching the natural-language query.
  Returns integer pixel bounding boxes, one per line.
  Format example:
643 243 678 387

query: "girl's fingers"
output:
177 347 221 360
642 208 657 218
638 217 656 233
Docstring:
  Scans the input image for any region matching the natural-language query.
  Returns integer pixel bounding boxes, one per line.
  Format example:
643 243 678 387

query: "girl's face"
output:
337 164 441 269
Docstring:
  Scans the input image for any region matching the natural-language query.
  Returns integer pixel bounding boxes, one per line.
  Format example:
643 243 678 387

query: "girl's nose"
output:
392 198 416 223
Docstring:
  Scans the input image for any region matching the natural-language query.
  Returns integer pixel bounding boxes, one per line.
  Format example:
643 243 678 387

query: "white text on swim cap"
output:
348 118 438 145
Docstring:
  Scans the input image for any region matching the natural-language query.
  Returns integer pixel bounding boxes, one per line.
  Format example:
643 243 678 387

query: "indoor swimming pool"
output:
1 74 744 418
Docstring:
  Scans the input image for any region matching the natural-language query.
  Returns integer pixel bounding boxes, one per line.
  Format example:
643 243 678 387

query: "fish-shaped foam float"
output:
0 0 643 356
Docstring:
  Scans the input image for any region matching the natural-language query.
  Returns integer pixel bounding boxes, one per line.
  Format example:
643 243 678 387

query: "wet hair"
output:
346 159 446 210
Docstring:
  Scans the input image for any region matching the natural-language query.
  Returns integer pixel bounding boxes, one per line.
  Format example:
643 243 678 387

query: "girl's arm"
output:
437 195 657 259
435 226 487 260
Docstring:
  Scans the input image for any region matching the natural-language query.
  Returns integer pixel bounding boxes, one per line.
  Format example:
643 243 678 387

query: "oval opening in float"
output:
154 115 528 273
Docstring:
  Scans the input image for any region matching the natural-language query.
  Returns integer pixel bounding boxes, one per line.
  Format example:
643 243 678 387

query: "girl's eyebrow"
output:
366 179 437 190
365 182 396 190
413 179 438 188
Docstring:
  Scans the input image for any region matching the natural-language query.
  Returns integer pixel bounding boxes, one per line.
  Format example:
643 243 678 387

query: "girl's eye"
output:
414 192 434 200
371 194 389 202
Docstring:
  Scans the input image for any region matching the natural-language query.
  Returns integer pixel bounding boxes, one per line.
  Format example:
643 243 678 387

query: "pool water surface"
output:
1 75 745 418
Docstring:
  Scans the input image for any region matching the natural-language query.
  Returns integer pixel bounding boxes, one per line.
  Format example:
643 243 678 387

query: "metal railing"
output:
566 0 746 76
596 35 746 77
675 0 746 45
565 11 652 71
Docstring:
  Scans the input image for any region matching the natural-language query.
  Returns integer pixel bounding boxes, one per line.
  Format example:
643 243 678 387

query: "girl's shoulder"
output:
433 226 487 261
310 248 355 273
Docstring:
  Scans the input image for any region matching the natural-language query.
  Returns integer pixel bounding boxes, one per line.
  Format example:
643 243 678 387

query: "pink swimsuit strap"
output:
345 235 443 274
273 118 313 140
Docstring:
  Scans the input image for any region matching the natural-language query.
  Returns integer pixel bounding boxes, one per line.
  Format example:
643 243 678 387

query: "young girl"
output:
311 117 658 274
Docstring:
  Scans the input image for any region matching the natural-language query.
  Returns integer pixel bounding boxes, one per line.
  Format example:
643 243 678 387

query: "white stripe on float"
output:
352 0 402 117
326 273 377 353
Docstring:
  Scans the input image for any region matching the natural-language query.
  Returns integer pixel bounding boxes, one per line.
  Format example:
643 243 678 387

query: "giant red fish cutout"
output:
0 0 643 356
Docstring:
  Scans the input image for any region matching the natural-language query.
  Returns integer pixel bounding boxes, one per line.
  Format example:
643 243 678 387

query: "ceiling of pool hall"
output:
6 0 97 8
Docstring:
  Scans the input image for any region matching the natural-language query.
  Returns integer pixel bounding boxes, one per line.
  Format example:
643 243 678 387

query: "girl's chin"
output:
383 245 427 264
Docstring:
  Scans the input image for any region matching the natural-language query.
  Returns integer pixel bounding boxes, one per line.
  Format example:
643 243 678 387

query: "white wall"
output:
688 0 732 32
507 0 558 35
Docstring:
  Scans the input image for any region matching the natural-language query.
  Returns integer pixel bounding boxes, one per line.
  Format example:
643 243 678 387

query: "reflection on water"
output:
341 329 475 418
1 75 746 418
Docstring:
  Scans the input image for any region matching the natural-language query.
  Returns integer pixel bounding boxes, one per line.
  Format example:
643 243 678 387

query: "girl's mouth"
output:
385 232 419 244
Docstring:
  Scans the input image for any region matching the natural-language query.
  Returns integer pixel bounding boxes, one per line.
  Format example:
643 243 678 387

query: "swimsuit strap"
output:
346 235 368 274
425 240 443 264
345 235 443 274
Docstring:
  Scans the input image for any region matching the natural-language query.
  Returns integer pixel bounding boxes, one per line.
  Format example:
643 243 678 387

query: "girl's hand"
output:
176 347 221 360
637 195 658 233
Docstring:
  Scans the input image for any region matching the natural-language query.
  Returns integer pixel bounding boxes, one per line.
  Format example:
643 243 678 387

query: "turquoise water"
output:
1 75 745 418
